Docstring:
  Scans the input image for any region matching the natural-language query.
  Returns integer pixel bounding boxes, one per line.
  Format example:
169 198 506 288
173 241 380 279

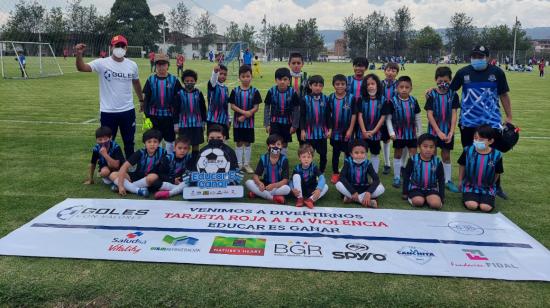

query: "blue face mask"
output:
471 58 488 71
473 140 487 151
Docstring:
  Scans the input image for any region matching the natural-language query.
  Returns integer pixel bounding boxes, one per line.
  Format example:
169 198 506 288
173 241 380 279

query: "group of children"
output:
85 52 504 213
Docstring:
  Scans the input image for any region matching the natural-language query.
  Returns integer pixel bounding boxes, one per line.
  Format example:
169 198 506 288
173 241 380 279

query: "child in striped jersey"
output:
385 76 422 188
245 134 291 204
142 53 181 154
357 73 392 174
154 136 193 199
290 144 329 209
458 125 503 213
425 66 460 193
174 69 207 157
347 57 368 100
327 74 357 184
84 126 125 186
380 62 400 175
300 75 331 173
335 140 385 208
110 129 166 197
288 52 309 145
207 64 230 139
230 65 262 174
402 134 445 209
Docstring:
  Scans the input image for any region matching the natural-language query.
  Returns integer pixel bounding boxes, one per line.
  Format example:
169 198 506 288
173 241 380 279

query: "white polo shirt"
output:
88 57 139 113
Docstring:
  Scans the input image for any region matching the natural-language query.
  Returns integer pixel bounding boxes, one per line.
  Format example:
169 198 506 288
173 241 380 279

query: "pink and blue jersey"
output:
458 146 503 196
405 154 443 191
265 86 299 125
255 153 289 184
357 96 391 140
144 74 179 117
207 81 229 125
127 147 167 175
229 86 262 129
328 93 356 141
347 75 363 99
389 96 421 140
425 90 460 135
175 89 206 128
300 94 331 140
381 79 398 103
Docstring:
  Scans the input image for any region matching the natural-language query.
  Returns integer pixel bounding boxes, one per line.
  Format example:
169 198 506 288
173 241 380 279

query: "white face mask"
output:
112 47 126 58
368 90 377 96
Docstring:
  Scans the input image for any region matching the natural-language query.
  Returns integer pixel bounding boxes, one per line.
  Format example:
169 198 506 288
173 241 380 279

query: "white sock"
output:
165 142 174 155
310 184 329 201
244 146 252 166
133 178 149 188
114 178 139 194
401 151 409 166
371 155 380 174
272 185 290 196
169 182 187 197
292 174 303 198
236 146 244 167
393 158 402 179
160 182 177 191
371 184 385 198
335 182 352 198
443 163 452 183
102 177 113 185
383 143 391 166
245 179 273 200
281 147 288 156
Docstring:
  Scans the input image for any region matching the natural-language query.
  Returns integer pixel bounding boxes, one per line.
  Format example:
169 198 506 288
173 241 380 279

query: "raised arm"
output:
74 43 92 72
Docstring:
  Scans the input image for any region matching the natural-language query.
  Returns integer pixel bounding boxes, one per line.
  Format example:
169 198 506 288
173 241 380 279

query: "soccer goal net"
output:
224 42 248 76
0 41 63 79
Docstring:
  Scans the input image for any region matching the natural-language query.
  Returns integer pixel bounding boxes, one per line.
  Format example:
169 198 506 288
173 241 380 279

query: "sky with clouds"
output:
1 0 549 31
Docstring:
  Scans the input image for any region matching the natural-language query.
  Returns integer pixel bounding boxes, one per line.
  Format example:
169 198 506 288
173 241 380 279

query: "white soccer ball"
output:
197 148 230 173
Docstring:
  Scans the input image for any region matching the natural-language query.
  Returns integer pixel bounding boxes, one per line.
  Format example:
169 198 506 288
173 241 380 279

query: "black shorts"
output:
149 116 176 142
393 139 417 149
270 122 292 143
207 122 230 140
463 192 495 208
380 124 390 142
233 127 255 143
330 139 351 154
408 188 441 199
436 135 455 150
178 127 204 146
129 171 146 182
460 126 505 151
365 139 382 155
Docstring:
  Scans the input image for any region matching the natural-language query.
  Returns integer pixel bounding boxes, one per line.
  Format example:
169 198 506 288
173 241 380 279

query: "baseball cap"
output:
471 45 489 57
154 53 170 64
111 35 128 47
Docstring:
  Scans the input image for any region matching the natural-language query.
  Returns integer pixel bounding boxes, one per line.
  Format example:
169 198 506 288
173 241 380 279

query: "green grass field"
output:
1 58 549 306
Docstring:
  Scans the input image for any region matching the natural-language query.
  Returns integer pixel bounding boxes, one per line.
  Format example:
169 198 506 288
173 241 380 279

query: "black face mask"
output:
100 141 110 149
209 139 223 147
270 146 281 155
184 83 195 90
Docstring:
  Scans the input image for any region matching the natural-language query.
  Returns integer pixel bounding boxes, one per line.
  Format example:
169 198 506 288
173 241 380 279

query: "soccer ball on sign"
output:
197 148 230 173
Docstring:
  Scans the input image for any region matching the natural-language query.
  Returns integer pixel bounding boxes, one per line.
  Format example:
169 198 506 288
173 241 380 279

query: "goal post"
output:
0 41 63 79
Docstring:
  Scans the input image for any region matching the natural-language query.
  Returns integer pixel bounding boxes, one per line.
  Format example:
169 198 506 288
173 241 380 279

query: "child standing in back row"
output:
288 52 309 144
207 64 230 139
347 57 368 99
230 65 262 173
380 62 400 175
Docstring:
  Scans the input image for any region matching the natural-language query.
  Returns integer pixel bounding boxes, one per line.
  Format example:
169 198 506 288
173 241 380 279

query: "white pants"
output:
245 179 290 200
291 174 328 201
335 182 385 203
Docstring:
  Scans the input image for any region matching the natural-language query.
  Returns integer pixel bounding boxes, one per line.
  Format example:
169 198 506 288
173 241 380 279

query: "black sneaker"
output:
496 187 508 200
383 165 391 175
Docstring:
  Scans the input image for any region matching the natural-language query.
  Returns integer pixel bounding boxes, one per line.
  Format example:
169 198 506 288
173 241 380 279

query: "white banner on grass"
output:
1 198 549 281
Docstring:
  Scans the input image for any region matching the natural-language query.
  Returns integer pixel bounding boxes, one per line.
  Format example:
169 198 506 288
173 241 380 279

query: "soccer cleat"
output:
392 177 401 188
110 184 119 192
304 198 315 209
137 188 150 197
383 165 391 175
296 198 304 207
496 187 508 200
154 190 170 200
446 181 460 193
248 191 256 199
272 195 285 204
243 164 254 174
330 173 340 184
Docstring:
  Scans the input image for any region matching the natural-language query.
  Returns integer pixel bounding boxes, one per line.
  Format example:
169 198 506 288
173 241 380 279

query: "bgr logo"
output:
273 240 322 257
332 243 386 261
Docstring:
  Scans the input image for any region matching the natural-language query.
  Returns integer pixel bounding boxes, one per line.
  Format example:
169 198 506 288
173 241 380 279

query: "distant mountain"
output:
319 27 550 48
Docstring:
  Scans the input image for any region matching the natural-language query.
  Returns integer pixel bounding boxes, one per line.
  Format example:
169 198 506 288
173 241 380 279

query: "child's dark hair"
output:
417 133 437 146
435 66 452 79
239 65 252 76
349 139 367 152
254 55 258 59
266 134 284 145
308 75 324 86
353 56 369 67
332 74 347 85
95 126 112 138
298 143 315 156
219 64 228 72
385 62 400 73
181 69 197 81
475 124 494 140
142 129 162 143
361 73 382 99
207 124 224 136
175 136 191 146
288 52 303 63
397 75 412 87
275 67 291 80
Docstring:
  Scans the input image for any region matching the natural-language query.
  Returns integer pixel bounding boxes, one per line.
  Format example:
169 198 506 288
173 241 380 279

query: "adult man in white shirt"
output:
75 35 144 158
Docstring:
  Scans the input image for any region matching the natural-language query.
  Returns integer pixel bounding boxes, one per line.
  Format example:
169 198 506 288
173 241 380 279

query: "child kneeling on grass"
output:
335 139 385 208
290 144 329 209
84 126 125 186
110 129 166 197
154 136 193 199
402 133 445 209
245 134 290 204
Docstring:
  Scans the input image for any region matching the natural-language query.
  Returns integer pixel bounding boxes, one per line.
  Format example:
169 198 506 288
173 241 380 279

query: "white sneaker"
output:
243 164 254 174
